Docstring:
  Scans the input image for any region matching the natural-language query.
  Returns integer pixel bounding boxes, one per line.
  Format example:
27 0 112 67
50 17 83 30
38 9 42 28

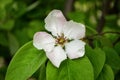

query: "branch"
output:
85 31 120 39
64 0 75 16
96 0 111 33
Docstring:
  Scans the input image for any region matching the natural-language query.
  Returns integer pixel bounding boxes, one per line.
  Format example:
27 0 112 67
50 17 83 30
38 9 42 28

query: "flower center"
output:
56 34 67 46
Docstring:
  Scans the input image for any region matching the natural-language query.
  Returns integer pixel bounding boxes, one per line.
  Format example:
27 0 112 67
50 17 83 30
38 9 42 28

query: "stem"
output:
100 31 120 35
86 31 120 39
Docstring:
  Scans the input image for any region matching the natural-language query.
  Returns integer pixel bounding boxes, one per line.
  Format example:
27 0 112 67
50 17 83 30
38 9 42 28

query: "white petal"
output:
45 10 66 36
46 46 67 68
33 32 55 52
65 40 85 59
63 20 85 39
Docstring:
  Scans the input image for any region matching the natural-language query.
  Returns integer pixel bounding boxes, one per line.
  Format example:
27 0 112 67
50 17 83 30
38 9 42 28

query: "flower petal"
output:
63 20 85 39
65 40 85 59
45 10 66 36
33 32 55 52
46 46 67 68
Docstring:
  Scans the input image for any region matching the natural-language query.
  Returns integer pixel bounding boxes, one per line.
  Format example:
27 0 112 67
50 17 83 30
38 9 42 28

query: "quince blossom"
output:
33 10 86 68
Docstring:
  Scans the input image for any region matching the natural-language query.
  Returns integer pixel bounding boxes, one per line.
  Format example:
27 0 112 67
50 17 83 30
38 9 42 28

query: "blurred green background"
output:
0 0 120 80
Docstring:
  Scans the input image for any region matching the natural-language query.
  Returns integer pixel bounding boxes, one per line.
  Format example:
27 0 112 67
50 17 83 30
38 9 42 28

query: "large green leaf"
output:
5 41 47 80
96 64 114 80
103 47 120 72
85 45 106 79
46 56 94 80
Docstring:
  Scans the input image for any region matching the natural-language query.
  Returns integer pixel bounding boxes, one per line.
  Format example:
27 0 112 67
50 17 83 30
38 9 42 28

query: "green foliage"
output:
96 64 114 80
103 47 120 73
85 45 106 79
0 19 15 31
0 0 13 7
0 32 8 46
0 7 6 20
5 41 47 80
39 64 46 80
0 0 120 79
46 56 94 80
27 20 45 38
68 12 86 23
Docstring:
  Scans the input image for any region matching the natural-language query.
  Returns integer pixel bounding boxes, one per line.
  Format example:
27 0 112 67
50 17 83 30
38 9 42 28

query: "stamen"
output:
56 33 67 47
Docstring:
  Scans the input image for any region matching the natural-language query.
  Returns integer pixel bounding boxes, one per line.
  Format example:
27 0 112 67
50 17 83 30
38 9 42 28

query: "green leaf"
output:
103 47 120 73
92 39 101 48
5 41 47 80
99 37 113 47
46 56 94 80
85 45 106 79
96 64 114 80
39 64 46 80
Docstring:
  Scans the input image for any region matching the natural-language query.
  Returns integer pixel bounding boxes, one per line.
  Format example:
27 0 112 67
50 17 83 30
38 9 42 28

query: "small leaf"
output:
99 37 113 47
5 41 47 80
103 47 120 73
85 45 106 79
46 56 94 80
96 64 114 80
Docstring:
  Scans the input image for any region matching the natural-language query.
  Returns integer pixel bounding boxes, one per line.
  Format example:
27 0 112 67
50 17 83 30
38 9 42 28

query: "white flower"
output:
33 10 86 68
